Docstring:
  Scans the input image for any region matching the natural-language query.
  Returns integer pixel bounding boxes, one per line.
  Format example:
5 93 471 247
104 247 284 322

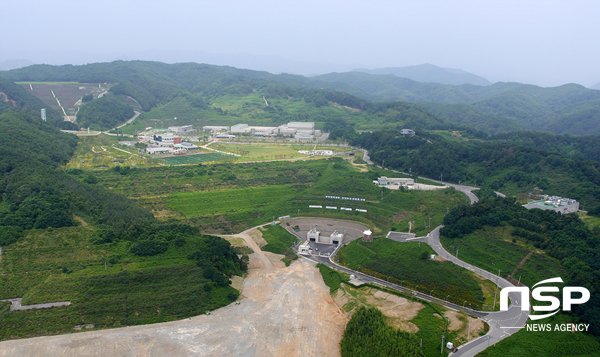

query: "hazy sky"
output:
2 0 599 87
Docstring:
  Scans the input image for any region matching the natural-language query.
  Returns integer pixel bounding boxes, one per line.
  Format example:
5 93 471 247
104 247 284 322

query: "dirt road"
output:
0 228 346 357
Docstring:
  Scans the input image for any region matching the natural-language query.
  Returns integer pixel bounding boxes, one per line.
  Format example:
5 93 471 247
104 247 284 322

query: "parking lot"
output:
284 218 369 245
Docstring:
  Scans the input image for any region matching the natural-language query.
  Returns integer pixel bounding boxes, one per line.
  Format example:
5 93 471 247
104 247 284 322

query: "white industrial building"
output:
168 125 195 134
376 176 415 186
306 228 343 244
230 124 277 136
147 147 173 155
523 196 580 214
401 129 416 136
203 125 230 132
288 122 315 133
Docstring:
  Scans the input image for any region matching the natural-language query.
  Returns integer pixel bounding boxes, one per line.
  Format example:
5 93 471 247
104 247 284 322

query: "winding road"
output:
314 149 529 356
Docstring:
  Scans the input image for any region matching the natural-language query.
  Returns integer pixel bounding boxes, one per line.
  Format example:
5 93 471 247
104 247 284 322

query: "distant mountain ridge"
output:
592 82 600 90
0 59 34 71
3 60 600 136
353 63 491 86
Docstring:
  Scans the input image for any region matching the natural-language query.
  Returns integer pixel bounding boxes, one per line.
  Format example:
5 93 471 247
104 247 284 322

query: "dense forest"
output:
351 129 600 209
76 95 134 129
441 196 600 336
340 306 424 357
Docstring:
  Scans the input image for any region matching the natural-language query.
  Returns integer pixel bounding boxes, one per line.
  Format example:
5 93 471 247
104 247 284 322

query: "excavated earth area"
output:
0 230 347 357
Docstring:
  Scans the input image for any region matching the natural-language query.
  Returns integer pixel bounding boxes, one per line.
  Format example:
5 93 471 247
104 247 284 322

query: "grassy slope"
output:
0 223 239 341
439 225 566 287
143 159 464 234
338 239 485 308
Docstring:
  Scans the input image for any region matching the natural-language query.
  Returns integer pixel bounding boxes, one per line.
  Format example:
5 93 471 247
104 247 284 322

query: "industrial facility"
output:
375 176 415 187
168 125 195 134
522 195 580 214
306 228 344 245
202 122 321 140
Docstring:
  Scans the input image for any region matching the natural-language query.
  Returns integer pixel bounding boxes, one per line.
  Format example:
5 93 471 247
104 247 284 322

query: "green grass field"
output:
209 143 348 162
337 239 485 308
168 185 299 217
158 152 232 165
88 158 465 235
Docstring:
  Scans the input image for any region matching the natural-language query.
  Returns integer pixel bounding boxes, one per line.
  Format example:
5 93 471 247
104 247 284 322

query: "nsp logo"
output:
500 277 590 320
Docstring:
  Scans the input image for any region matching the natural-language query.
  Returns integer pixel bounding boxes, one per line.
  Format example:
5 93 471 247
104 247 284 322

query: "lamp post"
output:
446 295 450 301
463 300 467 307
430 289 434 297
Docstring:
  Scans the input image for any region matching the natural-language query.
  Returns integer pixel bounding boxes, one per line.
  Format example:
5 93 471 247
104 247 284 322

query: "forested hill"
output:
352 63 491 86
3 60 600 135
351 129 600 209
0 61 471 135
0 76 63 125
310 72 600 135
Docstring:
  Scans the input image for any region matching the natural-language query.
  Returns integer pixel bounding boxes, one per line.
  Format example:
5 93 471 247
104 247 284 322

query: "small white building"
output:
401 129 416 136
298 242 311 255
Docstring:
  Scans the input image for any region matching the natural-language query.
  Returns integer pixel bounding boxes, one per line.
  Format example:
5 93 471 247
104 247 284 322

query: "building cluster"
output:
144 125 198 155
522 195 580 214
375 176 415 187
203 122 320 141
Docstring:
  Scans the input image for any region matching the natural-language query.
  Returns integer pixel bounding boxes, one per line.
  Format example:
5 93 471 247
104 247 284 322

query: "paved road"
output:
116 110 140 129
307 150 528 356
424 227 528 356
0 298 71 311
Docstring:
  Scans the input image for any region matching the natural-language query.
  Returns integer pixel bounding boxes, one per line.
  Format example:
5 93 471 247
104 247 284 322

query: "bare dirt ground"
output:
443 310 484 342
284 218 369 244
333 285 424 333
0 228 347 357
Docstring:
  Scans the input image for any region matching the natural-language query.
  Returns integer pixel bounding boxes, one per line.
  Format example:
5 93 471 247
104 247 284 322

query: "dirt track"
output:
0 229 347 357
